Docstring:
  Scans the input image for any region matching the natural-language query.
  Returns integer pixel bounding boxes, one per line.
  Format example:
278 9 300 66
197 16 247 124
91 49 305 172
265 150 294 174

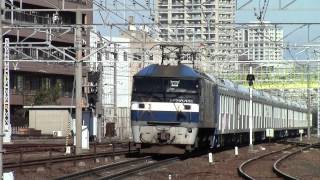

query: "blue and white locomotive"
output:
131 63 310 154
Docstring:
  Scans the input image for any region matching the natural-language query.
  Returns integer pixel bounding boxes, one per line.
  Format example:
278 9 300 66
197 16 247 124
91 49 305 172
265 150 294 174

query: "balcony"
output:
202 8 216 12
158 2 169 6
185 0 201 5
193 0 201 4
187 9 202 14
204 34 216 39
172 1 184 6
172 9 185 13
203 0 215 5
10 69 74 106
5 11 50 25
65 0 89 4
172 15 185 20
4 10 78 26
9 46 76 64
188 15 202 20
159 16 169 21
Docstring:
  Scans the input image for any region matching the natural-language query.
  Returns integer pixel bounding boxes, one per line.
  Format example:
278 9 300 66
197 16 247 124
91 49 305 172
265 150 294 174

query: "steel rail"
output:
4 150 136 169
56 149 223 179
55 156 153 180
100 156 180 180
273 143 320 180
57 152 201 179
238 145 296 180
58 151 202 180
4 142 131 151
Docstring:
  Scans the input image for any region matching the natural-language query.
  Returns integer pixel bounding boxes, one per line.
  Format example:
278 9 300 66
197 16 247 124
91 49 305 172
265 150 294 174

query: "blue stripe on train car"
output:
131 110 199 123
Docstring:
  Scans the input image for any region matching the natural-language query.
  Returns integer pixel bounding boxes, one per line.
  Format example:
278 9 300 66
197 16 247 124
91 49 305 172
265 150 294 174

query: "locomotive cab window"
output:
165 79 199 93
132 77 200 103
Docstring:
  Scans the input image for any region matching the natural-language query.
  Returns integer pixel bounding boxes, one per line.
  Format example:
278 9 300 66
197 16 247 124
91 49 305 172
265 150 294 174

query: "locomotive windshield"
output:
132 77 199 103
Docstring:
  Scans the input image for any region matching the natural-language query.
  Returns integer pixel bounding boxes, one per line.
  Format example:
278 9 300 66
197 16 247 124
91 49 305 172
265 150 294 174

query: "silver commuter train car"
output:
131 64 310 153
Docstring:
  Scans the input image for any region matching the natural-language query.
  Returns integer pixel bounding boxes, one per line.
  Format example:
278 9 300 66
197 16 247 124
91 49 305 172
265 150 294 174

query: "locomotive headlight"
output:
187 128 192 133
138 103 145 108
184 105 191 110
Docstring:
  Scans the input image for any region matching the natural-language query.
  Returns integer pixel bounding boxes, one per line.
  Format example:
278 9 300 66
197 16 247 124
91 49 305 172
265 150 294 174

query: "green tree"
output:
33 83 62 105
11 108 28 126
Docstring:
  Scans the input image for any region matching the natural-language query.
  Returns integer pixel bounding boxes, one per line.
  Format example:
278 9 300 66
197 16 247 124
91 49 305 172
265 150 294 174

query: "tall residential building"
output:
155 0 236 62
236 22 284 62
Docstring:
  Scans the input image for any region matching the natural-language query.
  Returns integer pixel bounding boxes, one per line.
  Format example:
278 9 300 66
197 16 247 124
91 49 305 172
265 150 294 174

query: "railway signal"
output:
87 71 100 109
247 65 255 151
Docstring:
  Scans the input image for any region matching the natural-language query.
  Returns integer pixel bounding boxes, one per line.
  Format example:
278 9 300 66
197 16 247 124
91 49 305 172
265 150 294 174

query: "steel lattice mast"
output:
3 38 11 143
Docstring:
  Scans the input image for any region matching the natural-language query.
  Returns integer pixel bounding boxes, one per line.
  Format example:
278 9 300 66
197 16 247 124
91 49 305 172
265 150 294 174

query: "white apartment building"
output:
90 32 132 139
236 22 284 62
156 0 236 62
90 33 131 108
89 27 159 139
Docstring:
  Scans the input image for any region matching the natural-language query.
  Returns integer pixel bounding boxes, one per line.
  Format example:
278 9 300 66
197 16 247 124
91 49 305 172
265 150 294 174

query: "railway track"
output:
273 143 320 180
55 155 180 180
4 149 137 169
4 142 130 153
238 145 299 179
56 149 207 180
238 141 320 180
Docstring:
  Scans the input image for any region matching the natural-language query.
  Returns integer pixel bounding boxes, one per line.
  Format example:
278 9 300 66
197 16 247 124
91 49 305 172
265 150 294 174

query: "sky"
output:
93 0 320 59
236 0 320 23
236 0 320 42
236 0 320 59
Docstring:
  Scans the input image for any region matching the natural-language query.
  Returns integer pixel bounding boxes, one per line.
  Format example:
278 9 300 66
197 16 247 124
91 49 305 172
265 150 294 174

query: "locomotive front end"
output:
131 64 200 153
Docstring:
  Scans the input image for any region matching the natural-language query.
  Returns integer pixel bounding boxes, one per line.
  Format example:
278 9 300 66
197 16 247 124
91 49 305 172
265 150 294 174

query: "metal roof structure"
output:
134 64 200 79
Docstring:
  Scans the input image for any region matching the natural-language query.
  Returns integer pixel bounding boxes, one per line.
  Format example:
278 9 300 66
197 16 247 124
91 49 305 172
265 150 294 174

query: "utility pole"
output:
142 29 146 68
113 45 118 136
0 1 4 177
96 33 103 143
75 10 83 155
307 64 311 140
96 65 103 143
318 61 320 138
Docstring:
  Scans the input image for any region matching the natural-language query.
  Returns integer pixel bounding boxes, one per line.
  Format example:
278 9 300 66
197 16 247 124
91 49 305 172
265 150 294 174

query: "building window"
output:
17 75 23 92
105 51 109 60
123 52 127 61
41 77 51 89
133 53 141 61
31 77 40 91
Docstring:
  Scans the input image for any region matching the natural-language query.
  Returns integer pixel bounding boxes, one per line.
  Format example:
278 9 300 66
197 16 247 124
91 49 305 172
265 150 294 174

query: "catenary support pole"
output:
0 1 4 177
75 10 83 155
96 65 103 143
318 82 320 138
249 65 253 151
318 61 320 138
96 35 103 143
113 45 117 137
